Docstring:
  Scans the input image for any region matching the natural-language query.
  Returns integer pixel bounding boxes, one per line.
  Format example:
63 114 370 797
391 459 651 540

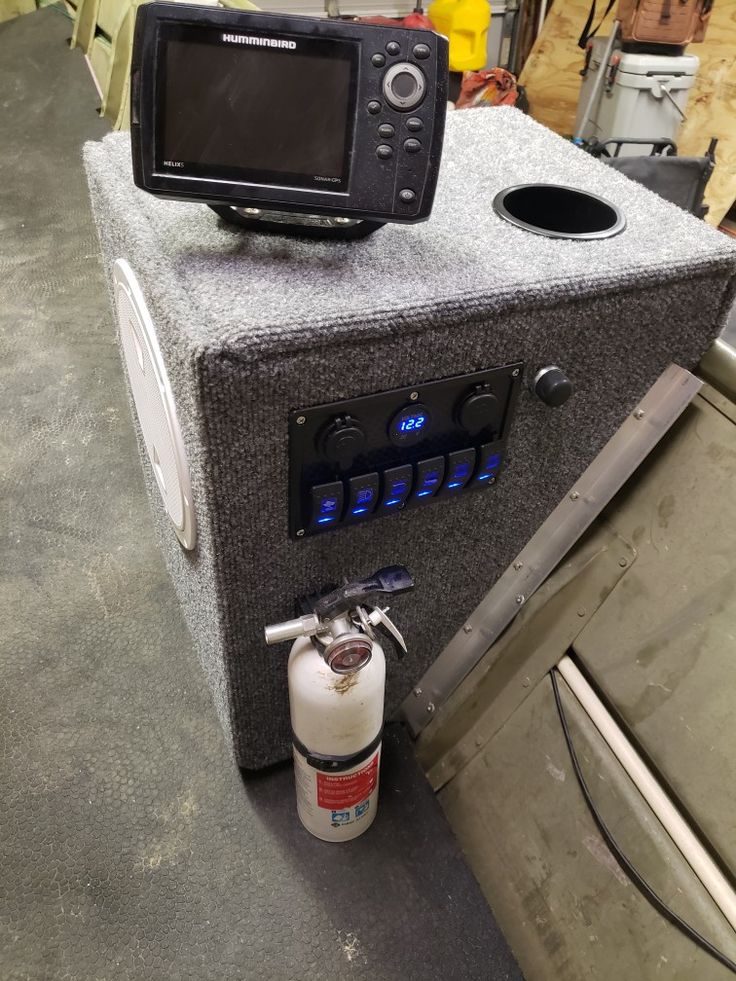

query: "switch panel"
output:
289 362 523 537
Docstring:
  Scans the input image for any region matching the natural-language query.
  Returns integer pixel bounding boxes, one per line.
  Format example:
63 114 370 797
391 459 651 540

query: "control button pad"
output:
362 33 439 216
383 62 427 111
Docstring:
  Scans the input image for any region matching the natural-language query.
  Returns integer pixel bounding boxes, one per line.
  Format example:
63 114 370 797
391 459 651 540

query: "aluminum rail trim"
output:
557 655 736 932
401 364 702 736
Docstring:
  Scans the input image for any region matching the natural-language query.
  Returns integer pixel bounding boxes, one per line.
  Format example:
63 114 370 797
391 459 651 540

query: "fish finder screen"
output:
159 33 356 190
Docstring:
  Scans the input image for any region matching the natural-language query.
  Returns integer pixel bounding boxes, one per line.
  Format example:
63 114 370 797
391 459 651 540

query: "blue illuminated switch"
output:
347 473 380 519
413 456 446 500
444 448 476 491
310 481 344 531
474 443 503 485
380 464 413 511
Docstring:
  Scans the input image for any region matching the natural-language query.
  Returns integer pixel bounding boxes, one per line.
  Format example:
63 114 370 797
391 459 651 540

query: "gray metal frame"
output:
400 363 702 735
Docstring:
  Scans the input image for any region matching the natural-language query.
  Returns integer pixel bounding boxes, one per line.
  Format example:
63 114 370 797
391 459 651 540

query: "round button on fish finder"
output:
382 63 426 111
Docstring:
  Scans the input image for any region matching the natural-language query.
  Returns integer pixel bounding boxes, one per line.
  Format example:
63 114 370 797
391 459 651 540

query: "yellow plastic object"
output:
428 0 490 72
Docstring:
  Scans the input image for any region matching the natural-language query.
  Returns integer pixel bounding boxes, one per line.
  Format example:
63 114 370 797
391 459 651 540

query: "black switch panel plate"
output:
289 362 523 538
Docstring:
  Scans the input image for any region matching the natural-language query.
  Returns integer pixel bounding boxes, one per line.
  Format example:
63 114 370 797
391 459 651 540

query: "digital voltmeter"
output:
389 405 432 445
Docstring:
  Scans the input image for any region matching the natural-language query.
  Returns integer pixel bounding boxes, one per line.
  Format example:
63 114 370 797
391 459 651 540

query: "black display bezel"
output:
154 23 359 194
131 4 449 224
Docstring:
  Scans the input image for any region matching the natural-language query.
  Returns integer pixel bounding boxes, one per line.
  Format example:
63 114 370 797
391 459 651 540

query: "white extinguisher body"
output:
288 634 386 842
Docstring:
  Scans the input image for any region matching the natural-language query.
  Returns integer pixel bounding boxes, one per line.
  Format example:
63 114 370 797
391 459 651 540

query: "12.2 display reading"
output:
389 404 432 446
399 414 427 432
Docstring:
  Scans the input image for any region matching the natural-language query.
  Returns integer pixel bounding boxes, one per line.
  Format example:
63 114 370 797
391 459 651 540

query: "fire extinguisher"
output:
264 565 414 842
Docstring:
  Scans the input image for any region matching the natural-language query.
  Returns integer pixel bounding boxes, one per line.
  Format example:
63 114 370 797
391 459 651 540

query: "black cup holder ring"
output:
492 183 626 241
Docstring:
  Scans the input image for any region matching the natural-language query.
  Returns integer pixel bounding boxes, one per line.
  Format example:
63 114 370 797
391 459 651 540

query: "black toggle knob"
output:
532 366 573 407
321 415 366 471
457 385 499 436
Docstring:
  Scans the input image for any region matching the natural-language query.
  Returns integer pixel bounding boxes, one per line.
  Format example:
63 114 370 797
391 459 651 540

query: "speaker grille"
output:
113 259 196 550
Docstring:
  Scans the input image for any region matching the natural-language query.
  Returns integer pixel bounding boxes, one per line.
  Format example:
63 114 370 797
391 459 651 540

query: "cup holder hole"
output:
493 184 625 240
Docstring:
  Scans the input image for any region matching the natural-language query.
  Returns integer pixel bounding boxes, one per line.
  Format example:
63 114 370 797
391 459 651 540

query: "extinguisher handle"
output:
366 605 408 657
313 565 414 620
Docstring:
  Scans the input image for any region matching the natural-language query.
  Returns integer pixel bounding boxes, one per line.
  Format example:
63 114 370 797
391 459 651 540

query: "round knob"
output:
457 386 499 436
322 416 366 471
533 366 573 407
382 62 426 111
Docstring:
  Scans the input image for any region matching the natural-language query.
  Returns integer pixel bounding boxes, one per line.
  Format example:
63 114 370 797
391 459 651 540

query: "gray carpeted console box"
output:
84 107 736 768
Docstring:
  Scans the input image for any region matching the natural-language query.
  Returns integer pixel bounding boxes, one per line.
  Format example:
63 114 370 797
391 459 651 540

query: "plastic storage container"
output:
575 36 699 155
429 0 490 72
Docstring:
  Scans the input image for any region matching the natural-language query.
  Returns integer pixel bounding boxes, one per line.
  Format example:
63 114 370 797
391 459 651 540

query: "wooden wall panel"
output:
678 3 736 226
518 0 594 135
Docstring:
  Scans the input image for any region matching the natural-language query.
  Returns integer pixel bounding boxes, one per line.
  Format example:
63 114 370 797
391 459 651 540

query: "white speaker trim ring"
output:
113 258 197 551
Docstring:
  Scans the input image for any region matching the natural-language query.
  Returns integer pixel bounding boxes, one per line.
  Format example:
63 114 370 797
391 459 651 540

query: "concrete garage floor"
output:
0 8 521 980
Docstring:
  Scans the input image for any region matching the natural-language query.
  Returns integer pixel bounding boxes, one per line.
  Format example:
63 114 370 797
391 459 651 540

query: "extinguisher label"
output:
316 752 379 810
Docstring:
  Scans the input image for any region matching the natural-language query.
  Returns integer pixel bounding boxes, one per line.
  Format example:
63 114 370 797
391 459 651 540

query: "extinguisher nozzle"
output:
264 613 321 646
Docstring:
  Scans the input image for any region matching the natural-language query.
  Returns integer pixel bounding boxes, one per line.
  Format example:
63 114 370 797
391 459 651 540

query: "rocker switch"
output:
347 473 380 519
414 457 445 500
311 481 344 530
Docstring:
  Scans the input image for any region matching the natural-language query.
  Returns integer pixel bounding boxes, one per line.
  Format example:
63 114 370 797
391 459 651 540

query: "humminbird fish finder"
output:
131 2 449 238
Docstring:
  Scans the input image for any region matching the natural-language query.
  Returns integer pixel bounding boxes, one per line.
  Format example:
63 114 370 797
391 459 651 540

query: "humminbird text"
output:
222 33 297 49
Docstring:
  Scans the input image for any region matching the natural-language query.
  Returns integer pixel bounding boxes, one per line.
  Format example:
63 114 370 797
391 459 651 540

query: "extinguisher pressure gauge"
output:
264 565 415 674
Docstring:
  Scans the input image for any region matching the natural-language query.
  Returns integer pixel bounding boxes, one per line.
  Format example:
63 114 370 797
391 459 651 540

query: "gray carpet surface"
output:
0 9 522 981
84 81 735 769
89 111 736 348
